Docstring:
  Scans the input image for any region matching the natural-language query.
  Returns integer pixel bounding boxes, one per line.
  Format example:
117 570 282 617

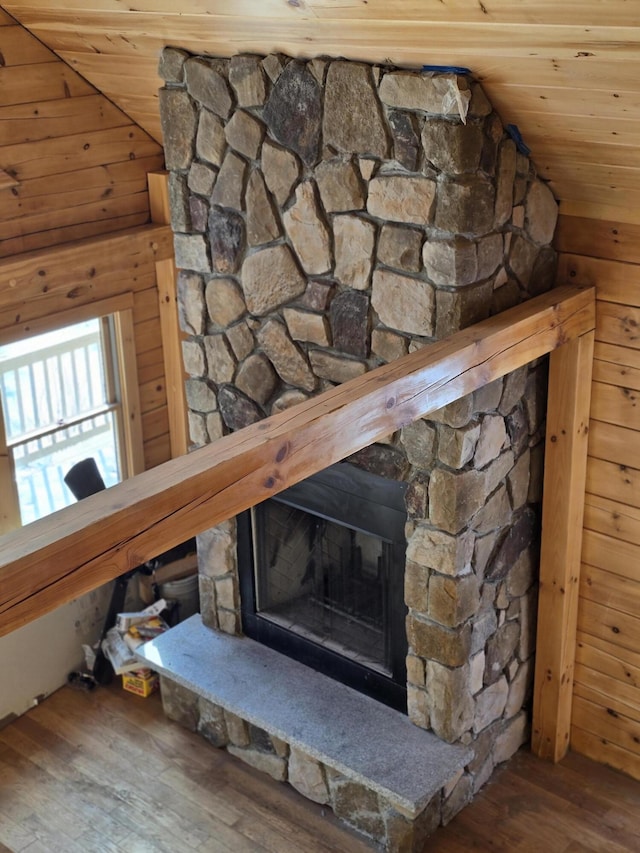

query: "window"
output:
0 304 143 527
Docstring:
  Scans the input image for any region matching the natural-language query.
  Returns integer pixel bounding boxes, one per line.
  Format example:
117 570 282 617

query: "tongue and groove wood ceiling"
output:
3 0 640 224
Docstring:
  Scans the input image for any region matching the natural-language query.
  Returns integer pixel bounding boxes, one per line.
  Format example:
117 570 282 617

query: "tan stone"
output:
494 139 517 228
484 450 515 495
379 72 471 120
507 449 530 511
181 339 205 377
493 711 528 765
406 526 474 576
401 420 436 469
257 319 315 392
262 139 300 207
428 394 474 428
422 120 483 174
407 686 430 729
406 654 426 687
423 237 477 287
205 277 245 327
188 411 207 447
506 549 535 598
225 321 254 361
229 55 267 107
405 560 429 612
372 269 434 336
184 58 232 118
159 88 198 171
470 651 485 695
407 615 472 668
196 108 226 167
378 224 423 273
188 161 216 196
477 233 504 280
371 328 408 363
308 350 366 384
214 575 239 611
235 353 278 405
211 150 246 210
261 53 285 83
428 572 480 628
185 378 216 412
525 179 558 245
206 412 224 441
271 389 309 414
475 415 508 468
245 169 281 246
474 377 503 413
358 157 377 180
323 60 388 158
174 234 210 274
367 175 436 225
437 422 480 469
505 660 532 718
227 745 286 781
315 157 365 212
472 485 512 535
442 773 473 826
283 308 330 345
473 676 508 733
241 244 305 316
426 661 474 742
429 468 487 534
283 181 332 275
197 521 236 579
435 282 492 339
225 110 264 160
473 530 500 579
333 215 376 290
204 334 236 384
288 748 329 804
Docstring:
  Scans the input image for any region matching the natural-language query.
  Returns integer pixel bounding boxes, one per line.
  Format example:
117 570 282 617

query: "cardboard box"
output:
122 669 159 698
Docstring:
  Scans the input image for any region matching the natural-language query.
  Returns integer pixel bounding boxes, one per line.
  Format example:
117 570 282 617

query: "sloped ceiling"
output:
4 1 640 224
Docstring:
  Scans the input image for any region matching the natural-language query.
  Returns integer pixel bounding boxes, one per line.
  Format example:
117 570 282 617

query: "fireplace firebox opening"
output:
238 462 408 711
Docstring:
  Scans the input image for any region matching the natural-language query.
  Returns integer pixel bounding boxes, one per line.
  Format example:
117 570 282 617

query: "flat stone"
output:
378 225 422 273
226 321 254 361
499 366 528 416
330 777 384 838
333 215 376 290
407 615 472 669
401 420 436 469
241 244 305 315
473 677 509 733
283 308 330 346
308 350 366 384
189 196 208 231
494 712 528 765
197 522 236 579
298 280 334 311
182 339 205 377
508 234 539 289
211 151 246 211
174 233 210 273
204 333 236 384
271 389 310 414
477 233 504 280
283 181 332 275
263 60 322 167
437 422 480 469
158 47 190 84
407 526 475 577
158 88 197 170
371 328 408 363
422 120 483 174
323 61 388 158
435 282 493 339
262 140 300 207
168 173 189 231
289 747 330 805
205 277 246 327
429 395 474 429
372 269 434 336
388 110 421 171
235 353 278 406
348 445 408 481
507 449 531 512
188 161 216 197
184 378 217 413
177 271 206 334
472 485 512 536
423 237 477 287
428 573 480 629
429 468 487 534
262 53 285 83
225 110 265 160
505 660 532 719
475 415 508 469
330 290 370 357
208 207 245 274
379 73 471 121
506 548 535 598
488 508 537 581
217 385 263 430
435 177 495 235
426 661 474 743
315 157 365 213
184 58 232 118
198 698 228 748
229 55 267 107
227 745 286 781
257 318 316 391
367 175 436 226
525 179 558 245
138 618 472 817
196 109 227 167
188 411 207 447
494 140 517 229
245 168 281 246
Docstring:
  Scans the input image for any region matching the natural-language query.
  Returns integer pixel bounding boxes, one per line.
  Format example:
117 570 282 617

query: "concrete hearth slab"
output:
138 615 471 817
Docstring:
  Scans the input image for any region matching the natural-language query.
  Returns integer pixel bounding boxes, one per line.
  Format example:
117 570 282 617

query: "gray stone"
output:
177 271 206 335
470 651 485 696
348 444 408 481
494 139 517 228
262 53 285 83
372 269 434 336
158 88 197 170
484 621 520 684
437 422 480 469
489 508 537 581
435 176 495 235
263 60 322 166
426 661 474 742
205 277 246 327
206 410 223 442
407 615 471 668
471 608 498 656
529 245 557 296
428 572 480 629
519 590 538 661
406 527 474 577
401 420 436 469
315 157 365 212
525 179 558 245
196 109 227 167
379 72 471 120
245 169 281 246
226 321 254 361
388 109 421 171
474 676 508 733
198 698 228 747
227 745 287 781
284 308 330 346
185 378 217 412
184 58 232 119
235 354 278 406
168 173 190 232
257 319 316 392
474 377 504 413
368 175 436 225
189 195 209 231
229 55 267 107
423 237 477 287
507 449 530 511
499 366 528 415
283 181 332 275
158 47 190 83
470 83 492 118
208 207 245 274
505 660 532 719
262 140 300 207
330 778 383 839
435 282 493 339
378 224 422 273
298 280 334 311
329 290 369 357
405 473 429 517
188 411 208 447
475 415 508 468
472 485 511 535
174 233 210 273
204 334 236 384
308 58 327 85
241 244 305 315
508 234 539 288
506 549 535 598
217 385 263 430
182 339 205 377
224 110 264 160
289 747 329 804
422 120 483 174
160 677 199 731
493 711 528 765
198 521 236 579
188 161 216 197
442 773 473 827
371 328 408 363
215 575 239 611
211 151 246 210
323 61 388 158
333 215 376 290
477 234 504 280
429 468 487 534
308 350 366 384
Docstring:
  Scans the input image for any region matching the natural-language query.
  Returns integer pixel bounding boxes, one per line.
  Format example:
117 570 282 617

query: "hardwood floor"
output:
0 684 639 852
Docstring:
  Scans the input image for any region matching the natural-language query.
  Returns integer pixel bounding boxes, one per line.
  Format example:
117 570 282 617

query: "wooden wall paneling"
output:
585 456 640 511
572 695 640 759
0 62 95 106
583 493 640 547
578 598 640 656
532 330 595 762
596 303 640 350
555 217 640 264
0 96 132 146
0 23 52 64
574 664 640 719
590 381 640 431
136 346 165 386
580 561 640 614
576 639 640 689
557 254 640 305
571 725 640 782
588 419 640 469
0 284 595 636
592 356 640 391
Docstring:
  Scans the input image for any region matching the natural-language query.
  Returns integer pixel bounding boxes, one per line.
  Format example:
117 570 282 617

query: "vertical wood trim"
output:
0 397 20 535
147 171 189 459
532 330 595 762
113 308 145 476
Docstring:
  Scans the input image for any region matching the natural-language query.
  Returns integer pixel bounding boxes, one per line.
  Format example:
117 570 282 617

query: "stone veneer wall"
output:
158 47 559 846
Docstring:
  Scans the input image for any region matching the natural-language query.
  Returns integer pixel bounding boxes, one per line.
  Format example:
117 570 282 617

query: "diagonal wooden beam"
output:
0 284 595 638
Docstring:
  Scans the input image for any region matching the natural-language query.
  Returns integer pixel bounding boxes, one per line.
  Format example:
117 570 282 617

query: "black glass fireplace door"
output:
238 463 408 712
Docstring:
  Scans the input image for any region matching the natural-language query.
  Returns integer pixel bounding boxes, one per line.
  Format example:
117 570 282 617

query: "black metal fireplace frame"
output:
238 462 408 712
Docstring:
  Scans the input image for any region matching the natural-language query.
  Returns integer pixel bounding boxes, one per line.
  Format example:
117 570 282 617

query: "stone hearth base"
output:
138 616 472 852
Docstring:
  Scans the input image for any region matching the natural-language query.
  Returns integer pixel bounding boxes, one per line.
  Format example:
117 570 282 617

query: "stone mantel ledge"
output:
137 615 471 819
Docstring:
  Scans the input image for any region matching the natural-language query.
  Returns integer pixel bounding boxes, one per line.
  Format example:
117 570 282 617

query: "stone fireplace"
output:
150 46 559 850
